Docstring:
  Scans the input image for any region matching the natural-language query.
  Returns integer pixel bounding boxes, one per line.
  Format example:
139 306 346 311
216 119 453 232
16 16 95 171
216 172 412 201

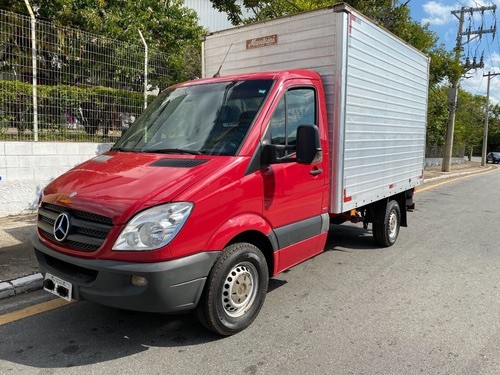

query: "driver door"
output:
262 80 328 273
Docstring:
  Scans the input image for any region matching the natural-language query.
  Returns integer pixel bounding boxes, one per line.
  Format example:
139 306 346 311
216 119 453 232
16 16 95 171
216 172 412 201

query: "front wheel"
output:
196 242 269 336
373 200 401 247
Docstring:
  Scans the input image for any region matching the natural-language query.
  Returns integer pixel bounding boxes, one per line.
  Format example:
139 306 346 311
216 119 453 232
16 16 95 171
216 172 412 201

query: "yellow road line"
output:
417 168 496 193
0 298 73 326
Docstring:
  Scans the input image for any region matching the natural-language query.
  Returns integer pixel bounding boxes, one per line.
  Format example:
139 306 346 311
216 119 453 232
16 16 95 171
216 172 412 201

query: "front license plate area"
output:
43 273 73 301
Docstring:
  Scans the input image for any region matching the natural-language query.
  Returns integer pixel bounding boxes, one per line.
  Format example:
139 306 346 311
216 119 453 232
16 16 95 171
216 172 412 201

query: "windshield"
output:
112 79 274 156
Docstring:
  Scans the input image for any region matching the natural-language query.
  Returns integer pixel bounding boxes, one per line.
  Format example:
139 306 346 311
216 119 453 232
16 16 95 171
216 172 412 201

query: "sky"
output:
407 0 500 102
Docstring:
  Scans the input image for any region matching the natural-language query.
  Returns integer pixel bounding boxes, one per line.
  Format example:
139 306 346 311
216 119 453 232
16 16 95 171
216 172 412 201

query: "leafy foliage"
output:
484 103 500 151
426 86 448 147
0 80 147 135
455 89 487 152
427 84 500 154
0 0 204 88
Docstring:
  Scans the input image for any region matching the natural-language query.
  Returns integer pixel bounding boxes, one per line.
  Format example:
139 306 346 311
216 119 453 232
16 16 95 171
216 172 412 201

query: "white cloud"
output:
460 53 500 104
421 1 455 25
489 52 500 65
465 0 499 7
421 0 499 25
420 1 500 102
482 55 500 104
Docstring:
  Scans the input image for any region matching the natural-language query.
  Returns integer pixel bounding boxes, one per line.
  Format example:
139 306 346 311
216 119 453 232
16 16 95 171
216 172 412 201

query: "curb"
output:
0 273 43 300
423 165 493 183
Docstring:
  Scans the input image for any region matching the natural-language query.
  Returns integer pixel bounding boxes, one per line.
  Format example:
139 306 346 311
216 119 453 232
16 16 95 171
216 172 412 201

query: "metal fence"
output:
0 8 177 142
426 145 465 158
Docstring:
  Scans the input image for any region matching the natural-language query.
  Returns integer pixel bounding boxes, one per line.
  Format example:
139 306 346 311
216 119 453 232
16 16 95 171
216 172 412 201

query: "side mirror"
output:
260 124 321 167
296 124 321 164
261 142 275 167
261 142 295 165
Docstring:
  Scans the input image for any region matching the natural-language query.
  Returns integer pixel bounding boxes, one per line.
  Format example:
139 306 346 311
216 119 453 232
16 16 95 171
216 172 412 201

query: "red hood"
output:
43 152 241 224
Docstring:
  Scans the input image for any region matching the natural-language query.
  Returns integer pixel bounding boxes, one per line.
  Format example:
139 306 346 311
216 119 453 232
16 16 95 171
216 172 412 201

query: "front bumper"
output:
33 234 218 313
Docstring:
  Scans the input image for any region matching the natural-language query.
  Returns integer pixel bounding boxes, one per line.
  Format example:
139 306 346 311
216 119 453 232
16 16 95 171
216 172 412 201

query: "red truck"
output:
33 5 429 335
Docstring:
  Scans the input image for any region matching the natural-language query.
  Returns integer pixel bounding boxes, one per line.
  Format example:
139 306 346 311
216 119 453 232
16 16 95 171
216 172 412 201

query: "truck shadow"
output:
0 279 287 369
0 301 222 369
325 224 378 251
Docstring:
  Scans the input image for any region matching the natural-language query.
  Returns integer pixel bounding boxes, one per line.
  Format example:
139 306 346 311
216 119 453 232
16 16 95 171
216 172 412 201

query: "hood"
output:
43 152 240 224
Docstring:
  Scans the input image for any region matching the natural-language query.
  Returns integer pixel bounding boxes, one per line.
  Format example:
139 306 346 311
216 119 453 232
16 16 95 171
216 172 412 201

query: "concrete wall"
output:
425 157 464 167
0 142 112 218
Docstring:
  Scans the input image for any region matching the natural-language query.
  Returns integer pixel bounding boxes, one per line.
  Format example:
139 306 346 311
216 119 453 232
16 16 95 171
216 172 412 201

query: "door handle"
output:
310 168 323 176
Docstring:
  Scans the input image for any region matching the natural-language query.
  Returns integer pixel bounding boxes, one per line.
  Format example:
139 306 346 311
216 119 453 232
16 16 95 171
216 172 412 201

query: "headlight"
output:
112 203 193 251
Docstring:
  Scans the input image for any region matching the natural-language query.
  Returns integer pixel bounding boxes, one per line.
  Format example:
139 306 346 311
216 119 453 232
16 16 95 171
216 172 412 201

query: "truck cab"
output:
34 70 331 335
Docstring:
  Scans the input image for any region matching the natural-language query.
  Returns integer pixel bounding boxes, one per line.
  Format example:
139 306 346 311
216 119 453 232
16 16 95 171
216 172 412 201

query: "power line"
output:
443 4 497 172
462 79 483 94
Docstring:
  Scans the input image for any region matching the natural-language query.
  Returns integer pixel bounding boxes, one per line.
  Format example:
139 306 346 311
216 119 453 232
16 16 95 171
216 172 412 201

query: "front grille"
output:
38 203 113 252
42 203 112 224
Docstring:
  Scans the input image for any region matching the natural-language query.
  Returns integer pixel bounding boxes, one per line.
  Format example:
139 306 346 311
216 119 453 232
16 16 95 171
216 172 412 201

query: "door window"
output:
269 88 316 157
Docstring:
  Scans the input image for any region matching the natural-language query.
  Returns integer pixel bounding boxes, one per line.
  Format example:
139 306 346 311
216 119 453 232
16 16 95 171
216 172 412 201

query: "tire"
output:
196 242 269 336
373 200 401 247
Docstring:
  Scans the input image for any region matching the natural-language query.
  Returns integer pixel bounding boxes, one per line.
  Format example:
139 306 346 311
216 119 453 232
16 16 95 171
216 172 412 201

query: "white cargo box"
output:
203 4 429 214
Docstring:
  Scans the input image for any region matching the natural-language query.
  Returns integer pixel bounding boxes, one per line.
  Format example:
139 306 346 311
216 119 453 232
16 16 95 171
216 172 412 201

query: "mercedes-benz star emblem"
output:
53 213 71 242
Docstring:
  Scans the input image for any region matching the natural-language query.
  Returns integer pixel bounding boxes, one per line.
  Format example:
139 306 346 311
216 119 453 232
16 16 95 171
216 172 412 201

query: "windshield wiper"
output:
142 148 203 155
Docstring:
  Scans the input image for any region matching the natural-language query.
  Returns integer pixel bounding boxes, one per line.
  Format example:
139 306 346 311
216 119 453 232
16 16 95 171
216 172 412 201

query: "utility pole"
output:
442 5 496 172
24 0 38 141
481 72 500 166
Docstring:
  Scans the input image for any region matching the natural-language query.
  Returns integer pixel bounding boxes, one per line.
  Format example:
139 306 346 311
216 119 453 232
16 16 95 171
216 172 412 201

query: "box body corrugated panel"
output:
203 5 429 214
337 10 428 213
203 8 339 82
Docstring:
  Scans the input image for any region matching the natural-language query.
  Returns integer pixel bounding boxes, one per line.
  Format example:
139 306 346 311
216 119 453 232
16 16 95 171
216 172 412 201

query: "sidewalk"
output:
0 160 495 300
0 213 40 299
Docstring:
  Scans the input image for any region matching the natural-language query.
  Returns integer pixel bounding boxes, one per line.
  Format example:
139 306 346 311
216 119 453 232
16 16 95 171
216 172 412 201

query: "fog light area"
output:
131 275 148 287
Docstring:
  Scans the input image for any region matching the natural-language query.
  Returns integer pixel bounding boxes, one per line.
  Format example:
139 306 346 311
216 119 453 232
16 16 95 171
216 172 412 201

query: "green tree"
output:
426 85 500 156
484 103 500 151
0 0 204 88
426 85 448 147
454 89 486 156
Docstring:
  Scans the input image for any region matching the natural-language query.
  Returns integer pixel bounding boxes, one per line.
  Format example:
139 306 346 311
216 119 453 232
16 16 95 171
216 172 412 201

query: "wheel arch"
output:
367 192 408 227
205 214 277 277
227 230 275 277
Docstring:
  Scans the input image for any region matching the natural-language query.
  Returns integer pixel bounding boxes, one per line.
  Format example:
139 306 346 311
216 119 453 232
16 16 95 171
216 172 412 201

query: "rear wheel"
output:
196 242 269 336
373 200 400 247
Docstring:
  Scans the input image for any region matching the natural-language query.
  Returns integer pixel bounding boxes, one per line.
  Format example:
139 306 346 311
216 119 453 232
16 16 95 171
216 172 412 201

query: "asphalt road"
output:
0 169 499 375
